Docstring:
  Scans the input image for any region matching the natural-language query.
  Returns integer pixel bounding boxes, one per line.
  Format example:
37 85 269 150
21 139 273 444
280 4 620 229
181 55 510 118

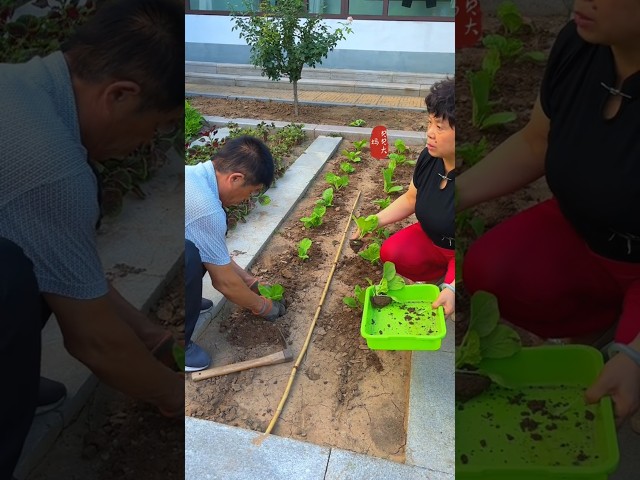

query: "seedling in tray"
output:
369 261 405 307
455 290 522 402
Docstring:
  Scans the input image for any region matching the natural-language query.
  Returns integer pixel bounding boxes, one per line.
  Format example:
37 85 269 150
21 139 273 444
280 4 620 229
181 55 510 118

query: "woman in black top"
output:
458 3 640 426
353 79 456 315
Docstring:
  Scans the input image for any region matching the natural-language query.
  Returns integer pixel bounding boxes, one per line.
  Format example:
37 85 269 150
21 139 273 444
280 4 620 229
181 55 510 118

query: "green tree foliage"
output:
231 0 352 115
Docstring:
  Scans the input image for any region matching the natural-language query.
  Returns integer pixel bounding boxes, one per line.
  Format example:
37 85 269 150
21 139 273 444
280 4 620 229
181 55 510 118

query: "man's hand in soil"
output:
253 296 286 322
432 287 455 317
585 346 640 427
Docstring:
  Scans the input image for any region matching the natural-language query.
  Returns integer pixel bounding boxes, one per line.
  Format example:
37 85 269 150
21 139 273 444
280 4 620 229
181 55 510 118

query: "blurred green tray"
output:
360 284 446 350
456 346 619 479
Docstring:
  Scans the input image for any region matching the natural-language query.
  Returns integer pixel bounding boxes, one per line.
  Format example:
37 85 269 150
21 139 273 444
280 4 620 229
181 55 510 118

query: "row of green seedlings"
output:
456 0 546 280
296 138 412 263
296 139 368 232
464 1 545 140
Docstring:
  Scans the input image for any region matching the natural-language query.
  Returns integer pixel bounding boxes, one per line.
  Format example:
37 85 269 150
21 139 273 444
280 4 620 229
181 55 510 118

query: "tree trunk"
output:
293 80 299 116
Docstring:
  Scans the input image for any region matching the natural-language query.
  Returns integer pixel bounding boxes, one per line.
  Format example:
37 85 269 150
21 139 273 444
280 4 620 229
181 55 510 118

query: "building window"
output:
187 0 454 19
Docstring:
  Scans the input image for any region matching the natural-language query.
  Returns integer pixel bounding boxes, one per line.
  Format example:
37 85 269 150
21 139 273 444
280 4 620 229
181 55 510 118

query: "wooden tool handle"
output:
192 350 291 382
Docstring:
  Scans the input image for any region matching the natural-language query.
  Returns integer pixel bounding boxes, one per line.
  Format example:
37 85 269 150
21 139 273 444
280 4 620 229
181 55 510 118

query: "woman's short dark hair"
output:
425 78 455 128
62 0 183 112
213 136 275 188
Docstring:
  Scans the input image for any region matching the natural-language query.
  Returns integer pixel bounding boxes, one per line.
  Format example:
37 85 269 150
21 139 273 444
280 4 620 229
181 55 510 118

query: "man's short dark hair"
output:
425 78 455 128
61 0 183 112
213 136 275 188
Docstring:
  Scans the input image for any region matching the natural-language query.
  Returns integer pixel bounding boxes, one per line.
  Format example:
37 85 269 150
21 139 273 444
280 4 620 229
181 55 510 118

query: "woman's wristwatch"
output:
608 342 640 368
439 282 455 294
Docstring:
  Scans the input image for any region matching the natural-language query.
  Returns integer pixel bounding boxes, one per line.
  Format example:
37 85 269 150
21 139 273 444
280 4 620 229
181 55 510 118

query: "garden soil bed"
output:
186 139 423 461
189 97 426 132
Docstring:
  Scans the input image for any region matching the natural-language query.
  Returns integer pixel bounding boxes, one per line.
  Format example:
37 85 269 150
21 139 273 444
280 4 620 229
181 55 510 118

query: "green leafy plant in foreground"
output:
455 291 522 374
342 150 362 163
457 137 489 168
352 214 379 239
358 242 380 265
343 284 367 309
349 119 366 127
316 187 334 207
497 0 523 35
469 70 517 130
298 238 312 260
326 172 349 190
394 139 407 154
382 166 403 194
258 283 285 301
371 261 405 299
373 197 391 210
340 162 356 174
300 204 326 229
185 100 204 142
172 343 185 372
353 139 368 152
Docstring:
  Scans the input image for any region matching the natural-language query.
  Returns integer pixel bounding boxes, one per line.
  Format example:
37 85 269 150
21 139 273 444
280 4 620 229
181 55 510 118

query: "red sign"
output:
369 126 389 159
455 0 483 49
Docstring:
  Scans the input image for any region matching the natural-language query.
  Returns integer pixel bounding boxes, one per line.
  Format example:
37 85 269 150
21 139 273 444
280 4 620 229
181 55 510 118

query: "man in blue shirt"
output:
185 136 287 371
0 1 184 477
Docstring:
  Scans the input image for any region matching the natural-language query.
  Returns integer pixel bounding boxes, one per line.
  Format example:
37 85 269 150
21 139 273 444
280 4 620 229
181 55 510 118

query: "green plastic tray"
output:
456 346 619 480
360 284 446 350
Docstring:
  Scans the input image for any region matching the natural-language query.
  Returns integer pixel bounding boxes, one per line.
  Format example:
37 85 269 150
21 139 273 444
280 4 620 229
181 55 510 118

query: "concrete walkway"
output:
186 83 425 110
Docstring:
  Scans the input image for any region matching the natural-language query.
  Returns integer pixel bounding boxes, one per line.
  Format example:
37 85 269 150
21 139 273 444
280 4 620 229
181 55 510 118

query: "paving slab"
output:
406 327 455 475
185 418 331 480
185 84 425 110
325 448 443 480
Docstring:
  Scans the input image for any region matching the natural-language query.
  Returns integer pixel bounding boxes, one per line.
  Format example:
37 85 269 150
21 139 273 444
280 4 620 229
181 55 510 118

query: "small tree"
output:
231 0 352 115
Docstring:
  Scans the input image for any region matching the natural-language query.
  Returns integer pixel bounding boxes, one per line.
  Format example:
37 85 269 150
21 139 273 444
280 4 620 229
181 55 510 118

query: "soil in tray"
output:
366 302 438 336
186 140 418 461
456 384 602 468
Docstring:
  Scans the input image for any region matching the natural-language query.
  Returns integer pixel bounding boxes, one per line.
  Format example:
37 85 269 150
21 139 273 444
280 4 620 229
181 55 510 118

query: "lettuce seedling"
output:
300 205 326 229
342 150 362 163
358 242 380 265
382 167 403 194
394 139 407 154
298 238 312 260
353 139 367 152
340 162 355 174
326 172 349 190
373 197 391 210
316 187 334 207
455 291 521 373
352 214 379 239
372 262 405 299
343 284 367 309
258 283 285 301
349 119 366 127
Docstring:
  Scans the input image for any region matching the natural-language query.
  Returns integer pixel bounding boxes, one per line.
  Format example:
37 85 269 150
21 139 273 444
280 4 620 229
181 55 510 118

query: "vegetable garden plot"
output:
186 139 422 461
